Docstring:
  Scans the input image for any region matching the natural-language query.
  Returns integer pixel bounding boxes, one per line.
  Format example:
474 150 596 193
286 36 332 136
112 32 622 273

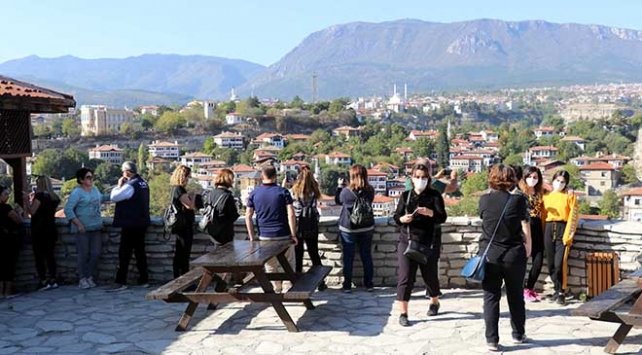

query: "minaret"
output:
230 88 238 101
393 84 397 97
447 118 452 139
314 158 320 182
404 83 408 101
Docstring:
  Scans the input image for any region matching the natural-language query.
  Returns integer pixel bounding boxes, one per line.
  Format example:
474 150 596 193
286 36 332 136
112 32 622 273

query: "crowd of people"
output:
0 160 579 350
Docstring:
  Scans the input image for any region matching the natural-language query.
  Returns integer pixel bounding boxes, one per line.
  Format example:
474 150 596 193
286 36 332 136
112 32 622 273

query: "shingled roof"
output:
0 75 75 113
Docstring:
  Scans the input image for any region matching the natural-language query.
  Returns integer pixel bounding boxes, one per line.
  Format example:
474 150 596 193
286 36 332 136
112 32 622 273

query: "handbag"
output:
402 190 434 265
460 195 513 283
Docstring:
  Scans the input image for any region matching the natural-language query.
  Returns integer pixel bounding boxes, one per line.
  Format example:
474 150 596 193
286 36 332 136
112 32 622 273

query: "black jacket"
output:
113 175 150 228
393 188 447 247
205 186 240 244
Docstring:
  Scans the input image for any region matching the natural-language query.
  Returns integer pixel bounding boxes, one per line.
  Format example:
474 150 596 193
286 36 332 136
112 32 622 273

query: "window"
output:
635 199 640 206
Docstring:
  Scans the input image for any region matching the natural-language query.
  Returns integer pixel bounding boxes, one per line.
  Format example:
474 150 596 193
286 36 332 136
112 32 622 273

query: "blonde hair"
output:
170 165 191 187
214 168 234 188
36 176 60 202
348 164 373 192
292 167 321 200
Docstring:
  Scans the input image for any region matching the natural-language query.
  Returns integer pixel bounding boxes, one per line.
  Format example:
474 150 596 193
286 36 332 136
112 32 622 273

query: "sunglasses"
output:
84 175 94 180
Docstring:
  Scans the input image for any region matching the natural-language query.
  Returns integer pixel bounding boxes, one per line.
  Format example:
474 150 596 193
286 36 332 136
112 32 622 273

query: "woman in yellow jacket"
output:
542 170 579 305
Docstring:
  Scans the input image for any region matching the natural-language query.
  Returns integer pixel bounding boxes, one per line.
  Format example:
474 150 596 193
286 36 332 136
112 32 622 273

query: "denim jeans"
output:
340 231 374 290
76 230 102 279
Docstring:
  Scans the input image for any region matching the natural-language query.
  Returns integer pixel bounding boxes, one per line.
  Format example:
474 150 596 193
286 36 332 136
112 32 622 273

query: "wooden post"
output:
4 157 27 207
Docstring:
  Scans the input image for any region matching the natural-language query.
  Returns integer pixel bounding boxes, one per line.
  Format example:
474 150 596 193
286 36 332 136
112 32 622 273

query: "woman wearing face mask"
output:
394 163 447 326
518 166 546 302
542 170 578 305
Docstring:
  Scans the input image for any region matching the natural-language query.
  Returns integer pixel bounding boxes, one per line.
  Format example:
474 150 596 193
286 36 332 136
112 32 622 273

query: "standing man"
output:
245 165 298 293
108 161 150 291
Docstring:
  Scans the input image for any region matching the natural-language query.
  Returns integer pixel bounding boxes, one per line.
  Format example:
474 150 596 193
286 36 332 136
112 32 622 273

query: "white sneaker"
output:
87 277 97 288
78 278 91 289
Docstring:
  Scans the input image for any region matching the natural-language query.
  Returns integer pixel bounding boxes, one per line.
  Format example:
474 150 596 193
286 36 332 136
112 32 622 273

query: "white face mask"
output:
526 177 538 187
552 180 566 192
413 178 428 192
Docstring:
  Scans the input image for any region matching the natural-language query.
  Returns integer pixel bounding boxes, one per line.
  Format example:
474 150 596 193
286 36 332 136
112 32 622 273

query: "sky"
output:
1 0 641 66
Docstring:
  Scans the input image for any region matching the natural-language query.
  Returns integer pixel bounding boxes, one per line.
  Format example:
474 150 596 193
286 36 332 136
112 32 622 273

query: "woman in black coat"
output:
394 163 447 326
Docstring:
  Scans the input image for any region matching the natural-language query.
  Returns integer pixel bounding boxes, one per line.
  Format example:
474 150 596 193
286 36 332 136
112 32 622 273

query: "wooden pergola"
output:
0 75 76 205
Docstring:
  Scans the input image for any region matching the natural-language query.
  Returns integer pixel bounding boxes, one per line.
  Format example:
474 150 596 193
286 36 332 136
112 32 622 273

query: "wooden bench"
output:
146 267 206 302
284 265 332 301
571 269 642 353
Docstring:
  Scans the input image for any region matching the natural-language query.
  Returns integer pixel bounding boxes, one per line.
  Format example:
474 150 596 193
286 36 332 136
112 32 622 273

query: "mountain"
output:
0 54 265 105
242 19 642 99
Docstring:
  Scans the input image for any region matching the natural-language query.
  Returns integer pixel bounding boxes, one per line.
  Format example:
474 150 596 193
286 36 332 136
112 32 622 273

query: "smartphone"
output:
411 208 420 217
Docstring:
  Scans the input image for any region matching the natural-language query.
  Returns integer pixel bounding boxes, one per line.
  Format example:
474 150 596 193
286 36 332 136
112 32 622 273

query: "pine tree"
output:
137 143 148 177
436 123 450 168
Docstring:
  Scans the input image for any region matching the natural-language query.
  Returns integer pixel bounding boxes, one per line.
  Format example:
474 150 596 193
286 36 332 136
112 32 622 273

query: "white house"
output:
533 126 557 140
324 152 352 166
367 169 388 195
407 130 438 141
560 136 586 151
213 131 245 150
148 140 181 160
225 112 245 125
88 144 124 165
450 155 484 173
372 195 396 217
180 152 212 168
254 133 285 149
621 187 642 222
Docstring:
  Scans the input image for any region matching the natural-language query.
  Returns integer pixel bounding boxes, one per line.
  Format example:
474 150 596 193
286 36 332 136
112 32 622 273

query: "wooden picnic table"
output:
146 239 331 333
571 268 642 354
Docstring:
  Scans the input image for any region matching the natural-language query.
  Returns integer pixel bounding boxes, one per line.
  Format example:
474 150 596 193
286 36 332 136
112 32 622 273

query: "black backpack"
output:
296 197 319 237
349 189 374 229
163 188 186 237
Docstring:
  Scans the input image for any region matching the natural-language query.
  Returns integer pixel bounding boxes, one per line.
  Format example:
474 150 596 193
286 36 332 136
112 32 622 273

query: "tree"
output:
148 173 172 217
61 118 81 138
557 141 583 161
154 111 185 133
137 143 148 177
578 199 592 215
447 196 480 217
290 96 304 109
598 190 620 219
435 123 450 168
621 163 639 185
461 170 488 197
203 137 216 155
503 153 525 166
329 98 349 114
94 162 121 186
319 165 346 196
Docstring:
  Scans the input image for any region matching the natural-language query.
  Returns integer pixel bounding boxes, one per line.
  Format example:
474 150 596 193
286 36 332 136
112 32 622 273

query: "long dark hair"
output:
519 165 543 196
552 170 571 192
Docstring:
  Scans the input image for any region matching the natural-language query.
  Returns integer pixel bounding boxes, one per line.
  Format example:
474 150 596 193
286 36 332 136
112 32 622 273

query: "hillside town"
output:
5 82 642 222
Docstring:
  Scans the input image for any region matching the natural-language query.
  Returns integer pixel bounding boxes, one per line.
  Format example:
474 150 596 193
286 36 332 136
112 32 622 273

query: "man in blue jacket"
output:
108 161 150 291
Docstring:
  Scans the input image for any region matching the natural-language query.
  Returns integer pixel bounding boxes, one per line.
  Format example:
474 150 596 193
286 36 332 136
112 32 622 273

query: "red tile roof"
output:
620 187 642 196
0 75 75 113
579 162 616 171
89 144 122 152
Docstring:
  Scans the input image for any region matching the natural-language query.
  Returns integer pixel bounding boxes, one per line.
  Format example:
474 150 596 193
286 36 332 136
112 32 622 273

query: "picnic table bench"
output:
146 239 331 332
571 268 642 353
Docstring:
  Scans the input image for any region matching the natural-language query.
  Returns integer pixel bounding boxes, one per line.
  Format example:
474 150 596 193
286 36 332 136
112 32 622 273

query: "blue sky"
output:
1 0 640 66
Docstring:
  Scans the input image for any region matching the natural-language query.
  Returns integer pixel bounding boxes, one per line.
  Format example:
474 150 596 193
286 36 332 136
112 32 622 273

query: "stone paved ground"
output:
1 286 641 354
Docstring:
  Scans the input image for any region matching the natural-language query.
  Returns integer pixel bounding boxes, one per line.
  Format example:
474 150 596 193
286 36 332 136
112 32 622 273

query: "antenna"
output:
312 73 318 103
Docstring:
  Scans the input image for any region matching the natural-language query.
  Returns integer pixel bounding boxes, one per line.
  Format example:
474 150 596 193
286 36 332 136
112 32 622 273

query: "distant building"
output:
560 103 621 122
180 152 212 168
526 146 559 164
324 152 352 166
450 155 484 173
80 105 134 136
146 156 173 173
148 140 181 160
407 130 438 141
253 133 285 149
225 112 245 125
213 131 245 150
533 126 557 140
367 169 388 195
372 195 396 216
238 170 262 206
560 136 586 151
579 162 619 196
332 126 361 140
571 153 631 169
203 101 215 119
621 187 642 222
88 144 123 165
139 105 159 116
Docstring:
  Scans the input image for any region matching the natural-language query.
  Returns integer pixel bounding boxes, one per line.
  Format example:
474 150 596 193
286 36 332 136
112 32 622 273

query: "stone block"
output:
376 244 397 253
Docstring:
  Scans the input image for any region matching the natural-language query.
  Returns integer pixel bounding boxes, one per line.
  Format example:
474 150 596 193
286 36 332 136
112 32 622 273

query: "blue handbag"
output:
460 195 513 283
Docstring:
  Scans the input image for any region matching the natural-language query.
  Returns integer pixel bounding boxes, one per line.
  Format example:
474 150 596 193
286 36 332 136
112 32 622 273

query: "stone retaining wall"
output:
14 217 642 295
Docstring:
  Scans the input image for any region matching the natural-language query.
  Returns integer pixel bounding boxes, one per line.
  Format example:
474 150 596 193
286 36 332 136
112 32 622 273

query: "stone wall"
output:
14 217 642 295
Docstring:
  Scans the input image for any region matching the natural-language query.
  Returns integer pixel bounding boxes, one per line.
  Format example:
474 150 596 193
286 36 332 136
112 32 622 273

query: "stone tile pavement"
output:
1 285 641 354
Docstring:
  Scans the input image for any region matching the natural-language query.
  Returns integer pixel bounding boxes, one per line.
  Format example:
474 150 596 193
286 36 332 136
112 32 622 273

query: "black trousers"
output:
482 256 527 344
115 226 149 284
294 233 322 273
396 239 440 301
525 217 544 290
173 228 194 278
0 234 20 281
32 230 57 282
544 222 566 294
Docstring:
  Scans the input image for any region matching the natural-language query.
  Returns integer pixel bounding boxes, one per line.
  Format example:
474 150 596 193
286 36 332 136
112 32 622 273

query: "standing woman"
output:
26 176 61 290
170 165 197 278
335 164 375 293
542 170 579 305
479 164 532 351
519 166 546 302
205 168 239 246
64 168 109 289
394 163 447 326
0 185 24 298
291 166 326 290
